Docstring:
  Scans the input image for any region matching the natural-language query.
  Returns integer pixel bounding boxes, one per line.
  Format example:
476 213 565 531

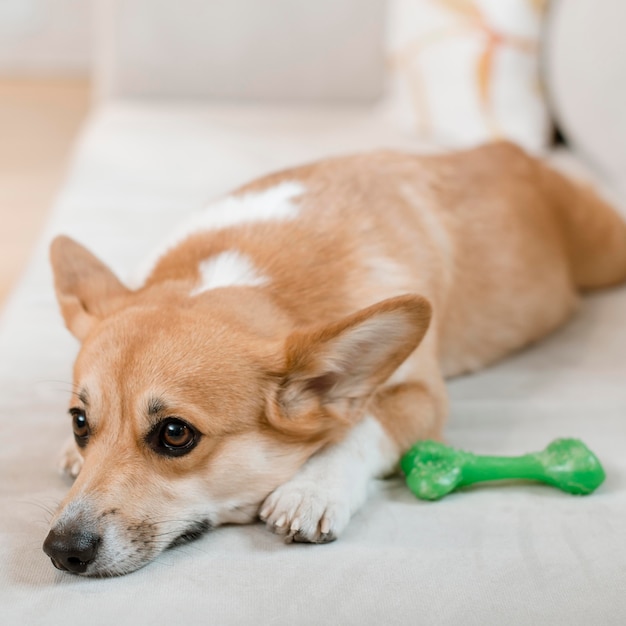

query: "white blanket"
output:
1 103 624 625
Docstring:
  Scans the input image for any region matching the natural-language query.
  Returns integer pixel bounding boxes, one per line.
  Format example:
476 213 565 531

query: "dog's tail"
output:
540 162 626 290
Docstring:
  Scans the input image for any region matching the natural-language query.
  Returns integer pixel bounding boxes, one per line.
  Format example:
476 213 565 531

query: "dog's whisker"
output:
149 530 186 539
31 520 54 530
145 538 210 556
19 499 59 522
144 518 210 530
34 380 81 392
157 542 210 557
35 379 81 390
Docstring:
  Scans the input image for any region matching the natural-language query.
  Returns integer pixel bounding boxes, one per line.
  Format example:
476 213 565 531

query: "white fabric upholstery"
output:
1 103 625 624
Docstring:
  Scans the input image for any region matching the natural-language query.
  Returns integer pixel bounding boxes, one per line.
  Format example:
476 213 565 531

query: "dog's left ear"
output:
50 235 131 341
267 294 432 442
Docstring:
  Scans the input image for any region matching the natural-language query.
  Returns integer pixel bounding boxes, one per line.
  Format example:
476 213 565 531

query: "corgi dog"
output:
43 142 626 576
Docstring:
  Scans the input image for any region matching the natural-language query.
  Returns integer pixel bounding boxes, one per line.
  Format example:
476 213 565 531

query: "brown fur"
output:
51 140 626 452
47 142 626 574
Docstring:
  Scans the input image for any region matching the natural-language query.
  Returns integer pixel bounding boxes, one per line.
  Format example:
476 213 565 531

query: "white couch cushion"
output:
0 103 624 624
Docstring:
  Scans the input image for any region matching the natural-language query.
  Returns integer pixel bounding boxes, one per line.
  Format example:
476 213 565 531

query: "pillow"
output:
545 0 626 186
383 0 551 152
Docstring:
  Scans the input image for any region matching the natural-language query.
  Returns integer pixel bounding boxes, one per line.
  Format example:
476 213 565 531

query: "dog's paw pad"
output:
58 438 83 479
260 481 350 544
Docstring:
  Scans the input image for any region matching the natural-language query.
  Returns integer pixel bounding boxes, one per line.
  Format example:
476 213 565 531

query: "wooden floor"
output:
0 78 90 308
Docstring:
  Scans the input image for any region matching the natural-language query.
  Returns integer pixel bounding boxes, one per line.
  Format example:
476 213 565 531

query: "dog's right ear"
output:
266 294 432 443
50 236 130 341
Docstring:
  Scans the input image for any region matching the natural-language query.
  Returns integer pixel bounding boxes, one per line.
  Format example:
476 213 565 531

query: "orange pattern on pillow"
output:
385 0 550 151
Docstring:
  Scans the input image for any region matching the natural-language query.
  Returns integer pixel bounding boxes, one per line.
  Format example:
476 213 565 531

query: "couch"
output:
1 0 625 623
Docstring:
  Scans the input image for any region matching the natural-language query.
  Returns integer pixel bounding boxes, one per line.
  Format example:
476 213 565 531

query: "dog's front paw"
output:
58 436 83 479
259 480 352 544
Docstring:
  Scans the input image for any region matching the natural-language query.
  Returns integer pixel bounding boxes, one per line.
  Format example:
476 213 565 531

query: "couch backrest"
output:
545 0 626 182
95 0 387 102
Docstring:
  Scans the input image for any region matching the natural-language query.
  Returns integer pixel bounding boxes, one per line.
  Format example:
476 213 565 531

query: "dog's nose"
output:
43 528 100 574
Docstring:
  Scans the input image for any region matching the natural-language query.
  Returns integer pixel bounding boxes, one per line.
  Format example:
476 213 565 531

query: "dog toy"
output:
400 438 605 501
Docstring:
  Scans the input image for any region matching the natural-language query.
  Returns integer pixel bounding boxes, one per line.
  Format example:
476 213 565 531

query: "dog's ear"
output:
50 236 131 341
266 294 432 442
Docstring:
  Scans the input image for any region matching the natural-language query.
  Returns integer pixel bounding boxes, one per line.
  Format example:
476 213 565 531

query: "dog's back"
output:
144 142 626 376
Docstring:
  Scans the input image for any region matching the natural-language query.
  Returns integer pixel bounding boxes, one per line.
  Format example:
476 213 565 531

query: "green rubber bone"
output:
400 438 605 501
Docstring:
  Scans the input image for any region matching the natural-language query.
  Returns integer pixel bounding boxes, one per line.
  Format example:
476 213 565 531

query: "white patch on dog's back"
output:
191 251 268 295
398 184 452 263
365 255 412 297
195 181 304 232
131 181 305 287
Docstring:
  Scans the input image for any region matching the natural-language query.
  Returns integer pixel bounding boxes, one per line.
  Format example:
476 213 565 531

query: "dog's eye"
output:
70 408 90 447
149 418 199 457
162 421 194 448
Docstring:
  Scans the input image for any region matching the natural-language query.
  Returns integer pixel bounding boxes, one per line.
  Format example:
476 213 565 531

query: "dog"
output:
43 142 626 576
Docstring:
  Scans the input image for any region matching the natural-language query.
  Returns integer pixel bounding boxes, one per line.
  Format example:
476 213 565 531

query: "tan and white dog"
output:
43 142 626 576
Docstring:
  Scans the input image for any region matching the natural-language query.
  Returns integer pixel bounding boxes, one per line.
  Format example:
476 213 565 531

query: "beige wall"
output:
0 0 91 75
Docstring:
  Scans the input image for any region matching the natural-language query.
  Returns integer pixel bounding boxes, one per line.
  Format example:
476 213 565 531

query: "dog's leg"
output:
58 436 83 479
260 374 446 544
260 414 397 543
262 334 447 544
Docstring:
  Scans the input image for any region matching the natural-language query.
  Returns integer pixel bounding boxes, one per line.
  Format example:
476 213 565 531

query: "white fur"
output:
196 181 304 230
131 181 305 287
365 254 413 301
399 183 453 264
387 357 415 386
259 415 397 543
190 251 268 295
58 436 83 479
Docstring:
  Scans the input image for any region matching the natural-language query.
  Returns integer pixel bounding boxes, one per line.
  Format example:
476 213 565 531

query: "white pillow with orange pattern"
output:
384 0 550 152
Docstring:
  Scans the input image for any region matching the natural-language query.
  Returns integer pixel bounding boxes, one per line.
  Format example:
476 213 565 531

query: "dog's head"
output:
43 236 431 576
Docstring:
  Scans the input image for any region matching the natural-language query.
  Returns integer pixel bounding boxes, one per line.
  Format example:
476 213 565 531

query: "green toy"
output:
400 438 605 501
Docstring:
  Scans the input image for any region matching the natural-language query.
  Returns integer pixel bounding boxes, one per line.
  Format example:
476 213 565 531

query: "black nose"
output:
43 529 100 574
